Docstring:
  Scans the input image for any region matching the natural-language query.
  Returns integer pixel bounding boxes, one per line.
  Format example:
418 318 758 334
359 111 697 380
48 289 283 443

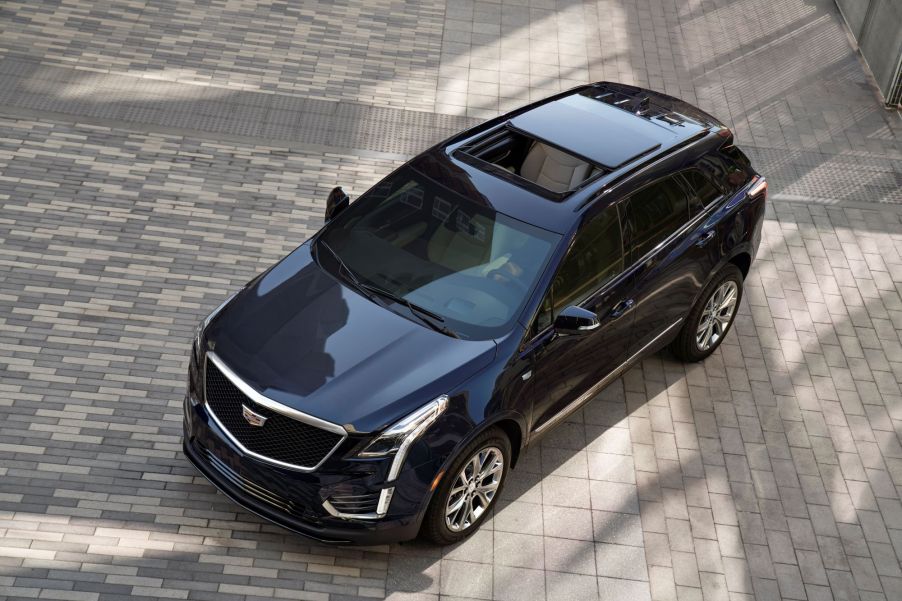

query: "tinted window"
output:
719 147 752 192
319 167 560 340
535 206 623 331
624 177 689 259
683 169 721 215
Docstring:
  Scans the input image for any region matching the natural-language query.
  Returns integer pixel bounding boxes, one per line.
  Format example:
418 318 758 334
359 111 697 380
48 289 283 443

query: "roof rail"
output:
576 129 711 211
582 84 689 126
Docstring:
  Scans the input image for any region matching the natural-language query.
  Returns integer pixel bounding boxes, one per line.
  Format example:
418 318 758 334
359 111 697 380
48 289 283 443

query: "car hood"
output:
205 243 497 433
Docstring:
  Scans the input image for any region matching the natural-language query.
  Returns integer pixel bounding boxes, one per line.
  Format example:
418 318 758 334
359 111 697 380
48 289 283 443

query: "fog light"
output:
322 486 395 520
376 487 395 516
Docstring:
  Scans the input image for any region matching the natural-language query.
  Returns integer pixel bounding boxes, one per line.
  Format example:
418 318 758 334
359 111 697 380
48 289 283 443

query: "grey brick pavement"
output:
1 1 902 600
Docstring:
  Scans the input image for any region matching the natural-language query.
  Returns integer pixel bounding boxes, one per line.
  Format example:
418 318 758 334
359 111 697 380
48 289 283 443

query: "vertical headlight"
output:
190 292 238 404
193 292 238 354
357 395 449 481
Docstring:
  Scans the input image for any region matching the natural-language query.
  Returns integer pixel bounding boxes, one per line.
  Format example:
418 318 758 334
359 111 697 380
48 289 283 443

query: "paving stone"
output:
1 2 902 601
493 532 544 570
545 571 598 601
542 537 596 576
596 576 651 601
595 543 648 581
439 560 492 600
492 565 545 601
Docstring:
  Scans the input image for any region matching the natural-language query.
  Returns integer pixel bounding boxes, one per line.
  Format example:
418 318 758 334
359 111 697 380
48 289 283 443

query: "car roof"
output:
509 94 691 170
422 83 720 234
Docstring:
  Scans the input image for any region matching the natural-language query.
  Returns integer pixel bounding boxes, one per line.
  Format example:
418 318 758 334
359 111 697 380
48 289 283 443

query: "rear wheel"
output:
670 264 743 362
421 427 510 545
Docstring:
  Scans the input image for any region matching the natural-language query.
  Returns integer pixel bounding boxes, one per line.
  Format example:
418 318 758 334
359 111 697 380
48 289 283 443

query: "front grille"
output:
326 492 381 516
204 359 344 469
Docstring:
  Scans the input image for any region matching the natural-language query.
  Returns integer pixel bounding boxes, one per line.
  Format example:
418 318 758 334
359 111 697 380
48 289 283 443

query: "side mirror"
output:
325 186 350 222
554 306 600 335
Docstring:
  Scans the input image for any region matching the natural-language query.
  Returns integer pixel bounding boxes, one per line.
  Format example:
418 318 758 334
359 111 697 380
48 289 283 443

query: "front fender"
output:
397 361 528 532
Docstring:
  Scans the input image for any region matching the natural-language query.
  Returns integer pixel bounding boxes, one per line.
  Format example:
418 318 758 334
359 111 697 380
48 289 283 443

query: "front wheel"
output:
420 427 510 545
670 264 743 362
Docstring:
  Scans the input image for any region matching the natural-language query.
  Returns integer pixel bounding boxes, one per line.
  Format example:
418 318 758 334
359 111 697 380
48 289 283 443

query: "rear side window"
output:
683 169 721 215
695 148 751 195
624 177 689 260
720 146 752 192
535 205 623 332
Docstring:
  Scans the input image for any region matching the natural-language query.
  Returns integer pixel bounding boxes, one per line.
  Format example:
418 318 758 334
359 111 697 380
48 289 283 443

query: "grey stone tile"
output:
543 537 596 576
541 475 591 509
594 543 648 581
493 565 545 601
596 576 651 601
388 554 441 593
775 563 807 600
440 560 493 599
445 529 494 564
589 481 639 514
546 571 598 601
493 532 544 570
494 501 543 536
543 505 593 541
591 510 643 546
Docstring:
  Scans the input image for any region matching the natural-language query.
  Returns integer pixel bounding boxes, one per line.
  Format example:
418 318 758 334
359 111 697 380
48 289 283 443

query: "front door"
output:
516 203 638 436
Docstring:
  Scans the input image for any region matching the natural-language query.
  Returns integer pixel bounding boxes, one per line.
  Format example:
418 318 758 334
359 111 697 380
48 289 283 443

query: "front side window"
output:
535 206 623 332
624 177 689 260
318 167 560 340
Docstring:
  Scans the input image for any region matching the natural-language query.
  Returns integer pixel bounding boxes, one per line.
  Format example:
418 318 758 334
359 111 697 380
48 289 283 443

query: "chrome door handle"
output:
610 299 635 319
695 230 715 247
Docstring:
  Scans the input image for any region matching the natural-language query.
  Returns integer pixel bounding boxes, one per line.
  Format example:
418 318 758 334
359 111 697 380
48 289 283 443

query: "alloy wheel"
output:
444 446 504 532
695 280 738 351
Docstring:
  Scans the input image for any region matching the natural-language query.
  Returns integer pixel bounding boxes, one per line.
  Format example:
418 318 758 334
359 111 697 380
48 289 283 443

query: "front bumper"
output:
183 396 428 545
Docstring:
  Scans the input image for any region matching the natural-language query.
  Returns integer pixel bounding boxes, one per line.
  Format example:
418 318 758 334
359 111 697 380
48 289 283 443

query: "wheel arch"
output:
728 251 752 280
489 417 525 468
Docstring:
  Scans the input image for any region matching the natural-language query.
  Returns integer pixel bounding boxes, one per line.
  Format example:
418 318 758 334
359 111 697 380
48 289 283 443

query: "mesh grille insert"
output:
204 359 343 469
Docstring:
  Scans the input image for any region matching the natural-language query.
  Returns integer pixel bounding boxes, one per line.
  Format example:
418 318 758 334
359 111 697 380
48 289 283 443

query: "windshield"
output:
317 167 561 339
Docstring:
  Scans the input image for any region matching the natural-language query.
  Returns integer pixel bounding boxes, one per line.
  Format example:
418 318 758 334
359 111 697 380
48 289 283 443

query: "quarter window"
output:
683 169 721 215
535 206 623 332
624 177 689 260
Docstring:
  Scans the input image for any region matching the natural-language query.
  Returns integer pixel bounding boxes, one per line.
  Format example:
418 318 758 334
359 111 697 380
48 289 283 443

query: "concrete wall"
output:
836 0 902 105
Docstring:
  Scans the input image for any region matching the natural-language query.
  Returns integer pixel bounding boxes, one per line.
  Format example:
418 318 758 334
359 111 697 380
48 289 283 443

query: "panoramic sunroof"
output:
509 94 670 170
454 125 606 199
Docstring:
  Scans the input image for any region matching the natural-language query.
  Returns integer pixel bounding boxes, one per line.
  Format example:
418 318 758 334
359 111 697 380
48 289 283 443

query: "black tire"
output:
670 263 743 362
420 427 511 545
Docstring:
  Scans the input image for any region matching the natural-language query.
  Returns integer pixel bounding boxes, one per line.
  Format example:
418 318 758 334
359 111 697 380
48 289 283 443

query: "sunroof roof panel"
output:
509 94 674 169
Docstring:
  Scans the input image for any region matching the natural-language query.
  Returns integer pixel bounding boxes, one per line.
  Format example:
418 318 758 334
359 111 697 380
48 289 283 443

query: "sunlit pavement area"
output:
1 1 902 600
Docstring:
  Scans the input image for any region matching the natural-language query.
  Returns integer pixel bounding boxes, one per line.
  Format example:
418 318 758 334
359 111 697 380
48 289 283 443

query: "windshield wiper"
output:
316 239 377 302
316 239 459 339
359 282 460 339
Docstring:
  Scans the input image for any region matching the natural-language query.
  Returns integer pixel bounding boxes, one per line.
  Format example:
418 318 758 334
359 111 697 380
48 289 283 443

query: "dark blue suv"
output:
184 82 766 545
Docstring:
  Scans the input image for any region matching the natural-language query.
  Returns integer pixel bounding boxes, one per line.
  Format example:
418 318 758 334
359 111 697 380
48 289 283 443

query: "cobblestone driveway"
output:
1 1 901 600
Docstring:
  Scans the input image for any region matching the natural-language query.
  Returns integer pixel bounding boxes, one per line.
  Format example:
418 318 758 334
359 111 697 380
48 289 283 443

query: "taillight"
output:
748 176 767 199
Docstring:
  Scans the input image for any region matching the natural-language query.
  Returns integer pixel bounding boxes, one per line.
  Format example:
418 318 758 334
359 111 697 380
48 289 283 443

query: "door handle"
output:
610 299 635 319
695 230 715 247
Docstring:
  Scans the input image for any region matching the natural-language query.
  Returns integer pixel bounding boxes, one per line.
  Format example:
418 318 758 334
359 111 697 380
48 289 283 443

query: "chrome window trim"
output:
532 317 683 435
203 351 348 473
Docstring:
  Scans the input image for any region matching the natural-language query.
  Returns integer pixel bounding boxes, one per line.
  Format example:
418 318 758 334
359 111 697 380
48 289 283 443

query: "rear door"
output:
623 173 721 350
